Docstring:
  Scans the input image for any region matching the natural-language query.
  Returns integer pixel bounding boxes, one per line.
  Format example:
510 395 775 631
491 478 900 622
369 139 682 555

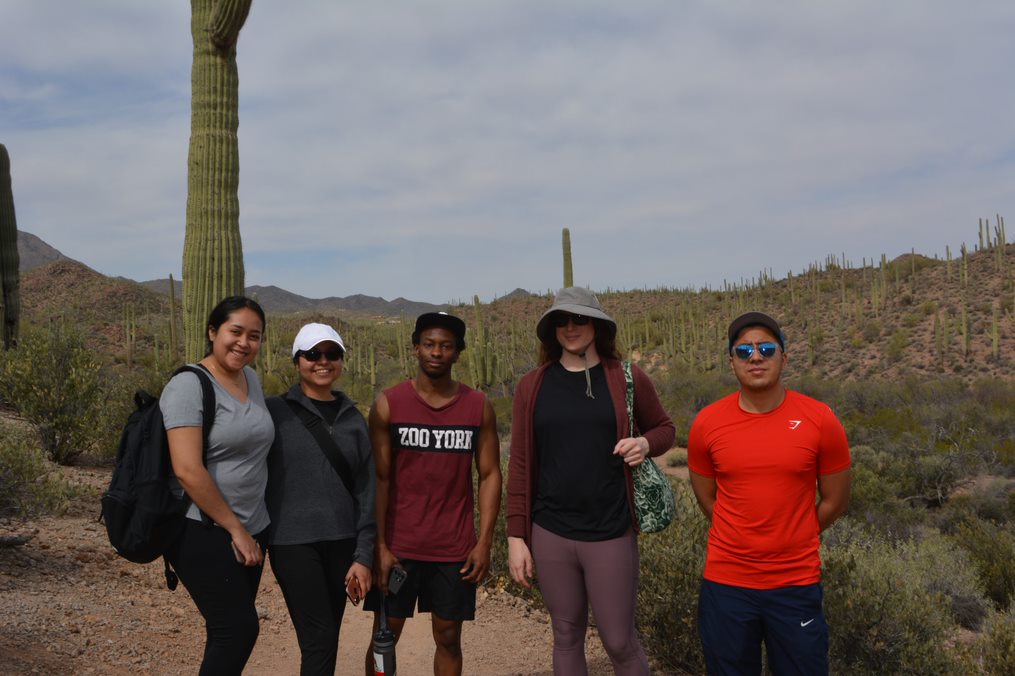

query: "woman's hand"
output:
507 536 535 588
345 561 372 605
228 527 263 567
614 436 650 466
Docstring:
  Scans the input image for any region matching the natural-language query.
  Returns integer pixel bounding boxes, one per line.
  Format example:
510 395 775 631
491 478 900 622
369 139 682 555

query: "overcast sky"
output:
3 1 1013 304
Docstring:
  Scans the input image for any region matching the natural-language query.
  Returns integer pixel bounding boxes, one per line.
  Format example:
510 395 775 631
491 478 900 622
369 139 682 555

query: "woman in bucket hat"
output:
506 288 675 675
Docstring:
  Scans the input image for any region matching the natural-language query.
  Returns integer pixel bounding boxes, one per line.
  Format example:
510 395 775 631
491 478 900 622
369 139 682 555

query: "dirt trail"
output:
0 467 622 675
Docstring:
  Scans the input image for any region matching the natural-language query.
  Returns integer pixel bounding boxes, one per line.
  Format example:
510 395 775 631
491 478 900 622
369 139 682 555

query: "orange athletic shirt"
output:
687 390 851 589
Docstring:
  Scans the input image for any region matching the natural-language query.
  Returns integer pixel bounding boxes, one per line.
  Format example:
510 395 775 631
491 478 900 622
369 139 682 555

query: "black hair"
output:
204 296 267 356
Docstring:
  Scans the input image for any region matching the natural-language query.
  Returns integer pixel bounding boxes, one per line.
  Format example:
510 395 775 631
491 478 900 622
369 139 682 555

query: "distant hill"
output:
14 230 449 317
16 230 74 271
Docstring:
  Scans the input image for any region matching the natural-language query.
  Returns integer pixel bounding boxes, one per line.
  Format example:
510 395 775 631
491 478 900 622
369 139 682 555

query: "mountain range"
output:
14 230 465 316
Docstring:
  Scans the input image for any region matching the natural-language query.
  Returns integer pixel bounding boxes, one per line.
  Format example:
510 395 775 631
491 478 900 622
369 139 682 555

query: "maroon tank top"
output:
385 380 485 561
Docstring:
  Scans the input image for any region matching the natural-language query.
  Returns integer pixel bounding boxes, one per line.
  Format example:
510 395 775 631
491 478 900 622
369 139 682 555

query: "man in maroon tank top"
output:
363 312 501 676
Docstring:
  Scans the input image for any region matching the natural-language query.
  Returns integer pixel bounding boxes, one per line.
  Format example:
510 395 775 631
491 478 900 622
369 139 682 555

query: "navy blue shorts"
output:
364 559 476 621
697 579 828 675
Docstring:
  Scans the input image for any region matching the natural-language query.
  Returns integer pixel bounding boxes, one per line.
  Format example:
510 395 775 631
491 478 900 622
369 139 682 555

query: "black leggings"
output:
269 539 356 676
165 519 267 676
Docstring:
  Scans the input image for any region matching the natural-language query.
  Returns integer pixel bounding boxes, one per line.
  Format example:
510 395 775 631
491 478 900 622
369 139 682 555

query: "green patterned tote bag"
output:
623 361 676 533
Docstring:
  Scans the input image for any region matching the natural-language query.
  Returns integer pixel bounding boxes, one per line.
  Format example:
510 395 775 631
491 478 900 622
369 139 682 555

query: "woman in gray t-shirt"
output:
160 296 274 675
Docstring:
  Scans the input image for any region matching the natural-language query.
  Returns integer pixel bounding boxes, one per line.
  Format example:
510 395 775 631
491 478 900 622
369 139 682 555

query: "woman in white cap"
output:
264 322 376 675
506 288 675 676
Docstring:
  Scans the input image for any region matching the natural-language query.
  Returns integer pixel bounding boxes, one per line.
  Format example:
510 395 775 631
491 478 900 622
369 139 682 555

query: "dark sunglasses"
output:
733 342 779 360
301 347 344 362
552 313 592 328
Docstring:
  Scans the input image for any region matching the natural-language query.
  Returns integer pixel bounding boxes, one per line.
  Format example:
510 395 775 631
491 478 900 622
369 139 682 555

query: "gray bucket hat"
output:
536 287 617 344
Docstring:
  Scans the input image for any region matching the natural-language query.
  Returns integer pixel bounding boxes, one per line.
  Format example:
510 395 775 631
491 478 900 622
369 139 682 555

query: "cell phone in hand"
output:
345 578 361 605
388 565 408 595
230 542 244 563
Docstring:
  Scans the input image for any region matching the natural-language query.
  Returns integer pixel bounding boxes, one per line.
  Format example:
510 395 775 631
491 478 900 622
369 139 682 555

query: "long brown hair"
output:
538 318 622 365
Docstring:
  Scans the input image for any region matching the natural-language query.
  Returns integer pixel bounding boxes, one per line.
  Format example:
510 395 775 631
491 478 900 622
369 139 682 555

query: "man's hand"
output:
375 544 401 594
459 541 492 584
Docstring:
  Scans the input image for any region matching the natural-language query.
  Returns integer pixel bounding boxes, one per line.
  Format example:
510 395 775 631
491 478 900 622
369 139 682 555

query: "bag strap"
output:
622 360 636 437
177 364 216 448
286 398 356 495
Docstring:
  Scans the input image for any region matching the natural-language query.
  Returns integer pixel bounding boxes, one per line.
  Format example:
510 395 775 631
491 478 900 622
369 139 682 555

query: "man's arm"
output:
462 399 501 584
817 468 851 531
688 470 717 521
368 392 399 593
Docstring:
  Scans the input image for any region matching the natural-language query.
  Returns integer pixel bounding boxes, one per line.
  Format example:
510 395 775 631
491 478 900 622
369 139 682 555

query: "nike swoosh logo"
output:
800 618 815 627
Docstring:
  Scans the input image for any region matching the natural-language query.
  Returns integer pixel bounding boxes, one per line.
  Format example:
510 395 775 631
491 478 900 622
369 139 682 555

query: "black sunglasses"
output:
301 347 344 362
551 313 592 328
733 342 779 360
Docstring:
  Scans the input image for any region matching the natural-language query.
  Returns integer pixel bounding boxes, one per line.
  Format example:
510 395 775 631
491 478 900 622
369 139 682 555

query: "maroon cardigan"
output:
506 358 676 544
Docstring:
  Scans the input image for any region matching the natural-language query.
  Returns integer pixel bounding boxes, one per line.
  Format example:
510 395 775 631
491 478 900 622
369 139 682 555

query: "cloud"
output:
3 1 1013 303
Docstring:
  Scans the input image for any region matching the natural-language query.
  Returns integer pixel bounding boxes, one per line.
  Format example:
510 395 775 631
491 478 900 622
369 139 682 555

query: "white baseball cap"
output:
291 322 347 356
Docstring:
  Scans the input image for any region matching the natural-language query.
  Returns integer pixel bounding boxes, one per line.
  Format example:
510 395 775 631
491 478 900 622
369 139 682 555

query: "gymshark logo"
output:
788 420 802 430
800 618 815 627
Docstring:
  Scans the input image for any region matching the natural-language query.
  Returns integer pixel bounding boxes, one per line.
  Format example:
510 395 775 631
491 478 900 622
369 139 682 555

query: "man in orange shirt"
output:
687 311 851 675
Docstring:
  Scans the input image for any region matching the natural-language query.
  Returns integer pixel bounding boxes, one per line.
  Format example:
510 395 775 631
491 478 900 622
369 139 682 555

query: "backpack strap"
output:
286 398 356 495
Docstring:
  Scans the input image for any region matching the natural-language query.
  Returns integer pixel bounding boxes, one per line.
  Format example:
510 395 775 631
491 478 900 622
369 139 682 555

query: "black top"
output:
309 396 342 427
532 362 630 541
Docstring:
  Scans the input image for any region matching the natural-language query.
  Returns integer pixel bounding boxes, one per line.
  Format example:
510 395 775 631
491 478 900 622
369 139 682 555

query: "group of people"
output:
159 288 851 676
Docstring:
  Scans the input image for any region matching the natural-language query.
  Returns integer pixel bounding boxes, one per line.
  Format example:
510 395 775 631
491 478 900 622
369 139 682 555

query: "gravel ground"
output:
0 466 625 675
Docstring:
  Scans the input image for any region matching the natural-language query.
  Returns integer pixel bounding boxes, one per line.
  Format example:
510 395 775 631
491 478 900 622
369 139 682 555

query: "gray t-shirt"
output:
159 365 274 534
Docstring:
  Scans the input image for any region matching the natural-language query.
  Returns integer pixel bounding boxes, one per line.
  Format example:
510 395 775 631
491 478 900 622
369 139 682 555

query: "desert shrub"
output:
951 517 1015 610
666 448 688 467
979 606 1015 674
822 523 970 674
0 421 71 518
637 480 708 674
0 324 105 464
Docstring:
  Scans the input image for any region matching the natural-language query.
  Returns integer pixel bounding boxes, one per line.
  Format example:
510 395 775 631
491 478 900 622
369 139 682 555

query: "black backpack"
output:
100 364 215 589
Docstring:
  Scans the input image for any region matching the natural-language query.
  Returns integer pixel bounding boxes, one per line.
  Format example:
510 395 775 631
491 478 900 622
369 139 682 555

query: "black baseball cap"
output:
412 312 467 350
727 311 785 353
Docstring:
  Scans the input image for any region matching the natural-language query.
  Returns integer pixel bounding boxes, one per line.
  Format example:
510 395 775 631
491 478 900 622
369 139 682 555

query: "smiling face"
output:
554 313 597 357
297 340 344 395
207 307 263 374
414 327 460 380
729 326 787 393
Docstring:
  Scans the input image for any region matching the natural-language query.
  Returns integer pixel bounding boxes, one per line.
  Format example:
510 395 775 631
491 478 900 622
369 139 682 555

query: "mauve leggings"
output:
532 523 650 676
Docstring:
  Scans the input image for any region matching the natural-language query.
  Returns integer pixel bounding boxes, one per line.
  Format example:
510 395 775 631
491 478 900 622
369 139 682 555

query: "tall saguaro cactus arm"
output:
210 0 252 47
0 144 20 350
182 0 252 360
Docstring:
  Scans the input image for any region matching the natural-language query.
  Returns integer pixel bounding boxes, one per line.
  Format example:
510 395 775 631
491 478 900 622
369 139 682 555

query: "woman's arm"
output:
167 426 262 566
632 365 676 456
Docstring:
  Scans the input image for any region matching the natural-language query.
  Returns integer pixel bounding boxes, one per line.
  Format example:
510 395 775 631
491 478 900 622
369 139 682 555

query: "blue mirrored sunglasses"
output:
733 342 779 360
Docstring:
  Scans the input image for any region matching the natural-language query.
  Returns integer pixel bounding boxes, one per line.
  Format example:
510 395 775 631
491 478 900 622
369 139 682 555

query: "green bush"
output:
0 325 105 464
637 480 708 674
0 421 71 517
979 606 1015 674
822 523 971 674
951 517 1015 610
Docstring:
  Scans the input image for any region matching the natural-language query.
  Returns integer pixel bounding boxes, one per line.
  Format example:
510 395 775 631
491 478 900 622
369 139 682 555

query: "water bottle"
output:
372 596 397 676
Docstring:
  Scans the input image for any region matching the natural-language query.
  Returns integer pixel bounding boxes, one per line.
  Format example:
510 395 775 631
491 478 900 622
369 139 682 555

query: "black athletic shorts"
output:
364 559 476 621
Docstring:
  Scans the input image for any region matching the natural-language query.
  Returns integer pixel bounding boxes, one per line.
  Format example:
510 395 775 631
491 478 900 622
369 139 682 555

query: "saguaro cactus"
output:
182 0 252 360
0 144 20 350
562 227 574 288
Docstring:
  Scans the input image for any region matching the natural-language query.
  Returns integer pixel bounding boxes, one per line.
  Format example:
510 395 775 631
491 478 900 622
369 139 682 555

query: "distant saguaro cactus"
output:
182 0 252 360
0 144 20 350
562 228 574 288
